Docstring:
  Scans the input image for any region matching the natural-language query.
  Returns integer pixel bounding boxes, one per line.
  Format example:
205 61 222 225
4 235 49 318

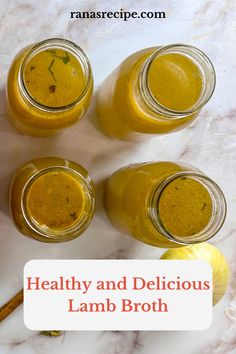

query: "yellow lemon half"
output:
161 243 230 305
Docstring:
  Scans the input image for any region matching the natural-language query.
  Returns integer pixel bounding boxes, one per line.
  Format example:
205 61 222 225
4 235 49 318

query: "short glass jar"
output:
105 162 226 248
97 44 216 140
9 157 95 242
7 38 93 136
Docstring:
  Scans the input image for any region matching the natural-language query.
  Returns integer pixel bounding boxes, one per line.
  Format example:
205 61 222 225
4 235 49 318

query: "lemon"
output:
161 243 230 305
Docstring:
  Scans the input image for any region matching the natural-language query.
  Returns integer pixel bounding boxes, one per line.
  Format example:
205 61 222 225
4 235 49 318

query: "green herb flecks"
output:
46 49 56 55
48 59 56 81
70 212 77 220
49 85 56 93
47 50 71 81
47 50 70 64
60 51 70 64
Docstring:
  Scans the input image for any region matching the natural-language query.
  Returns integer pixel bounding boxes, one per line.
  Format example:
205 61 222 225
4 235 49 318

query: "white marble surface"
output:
0 0 236 353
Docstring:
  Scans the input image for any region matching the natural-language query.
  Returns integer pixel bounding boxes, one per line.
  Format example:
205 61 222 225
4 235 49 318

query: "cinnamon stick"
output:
0 289 23 323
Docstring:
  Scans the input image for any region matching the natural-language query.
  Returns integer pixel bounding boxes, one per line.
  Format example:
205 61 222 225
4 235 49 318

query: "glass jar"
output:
7 38 93 136
105 162 226 248
97 44 216 140
9 157 95 242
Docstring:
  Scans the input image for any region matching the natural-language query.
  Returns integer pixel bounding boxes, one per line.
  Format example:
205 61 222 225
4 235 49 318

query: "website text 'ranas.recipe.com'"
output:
70 9 166 22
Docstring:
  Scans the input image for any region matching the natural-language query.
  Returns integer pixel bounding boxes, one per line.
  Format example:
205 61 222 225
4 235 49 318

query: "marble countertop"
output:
0 0 236 353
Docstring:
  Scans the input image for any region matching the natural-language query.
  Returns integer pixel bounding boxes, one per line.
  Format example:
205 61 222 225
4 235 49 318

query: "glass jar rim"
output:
148 171 226 245
21 165 95 240
18 38 93 112
139 43 216 119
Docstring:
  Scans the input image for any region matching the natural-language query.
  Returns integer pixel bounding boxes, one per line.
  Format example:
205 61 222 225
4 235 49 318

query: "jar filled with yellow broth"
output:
7 38 93 136
97 44 216 140
9 157 95 242
105 162 226 248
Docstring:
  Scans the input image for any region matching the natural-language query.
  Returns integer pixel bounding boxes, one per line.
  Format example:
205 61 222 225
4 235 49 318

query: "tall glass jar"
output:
97 44 216 140
105 162 226 248
7 38 93 136
9 157 95 243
